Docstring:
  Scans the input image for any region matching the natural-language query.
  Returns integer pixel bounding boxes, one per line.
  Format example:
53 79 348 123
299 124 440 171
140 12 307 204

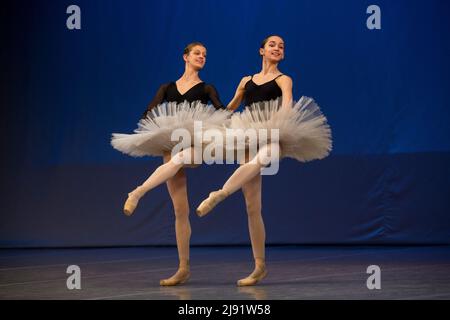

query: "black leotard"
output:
142 82 224 118
243 74 283 106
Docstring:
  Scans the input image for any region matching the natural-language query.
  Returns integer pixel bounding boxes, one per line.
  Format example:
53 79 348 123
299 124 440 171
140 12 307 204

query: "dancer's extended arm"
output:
226 76 252 111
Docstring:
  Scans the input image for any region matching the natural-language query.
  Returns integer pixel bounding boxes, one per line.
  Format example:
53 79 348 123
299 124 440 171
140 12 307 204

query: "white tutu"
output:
111 101 231 157
228 97 332 162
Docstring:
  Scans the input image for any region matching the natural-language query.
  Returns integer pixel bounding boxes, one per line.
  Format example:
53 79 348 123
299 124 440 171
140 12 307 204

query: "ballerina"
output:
111 42 229 286
196 35 332 286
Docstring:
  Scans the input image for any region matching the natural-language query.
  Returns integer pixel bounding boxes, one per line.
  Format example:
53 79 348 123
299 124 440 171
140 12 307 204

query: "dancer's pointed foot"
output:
123 192 140 216
196 189 229 217
237 265 267 286
160 268 191 286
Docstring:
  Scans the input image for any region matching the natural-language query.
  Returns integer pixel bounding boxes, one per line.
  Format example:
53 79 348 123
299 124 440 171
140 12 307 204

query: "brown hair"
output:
260 35 284 49
183 42 206 55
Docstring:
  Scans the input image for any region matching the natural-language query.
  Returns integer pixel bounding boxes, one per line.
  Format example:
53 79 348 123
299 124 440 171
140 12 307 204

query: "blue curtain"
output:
1 0 449 247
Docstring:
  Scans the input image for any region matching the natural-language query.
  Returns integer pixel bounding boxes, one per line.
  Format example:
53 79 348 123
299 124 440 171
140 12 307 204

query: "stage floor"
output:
1 246 449 300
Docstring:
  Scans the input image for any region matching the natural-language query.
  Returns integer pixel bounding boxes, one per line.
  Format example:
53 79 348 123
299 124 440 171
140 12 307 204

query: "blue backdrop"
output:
1 0 449 247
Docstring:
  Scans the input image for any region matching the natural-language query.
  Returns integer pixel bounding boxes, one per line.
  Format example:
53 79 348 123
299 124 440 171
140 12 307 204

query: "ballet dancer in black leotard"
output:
196 35 332 286
112 42 229 286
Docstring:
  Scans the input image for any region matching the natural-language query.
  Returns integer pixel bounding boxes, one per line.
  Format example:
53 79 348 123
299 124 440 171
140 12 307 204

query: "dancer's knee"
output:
170 152 186 167
173 202 190 217
171 147 201 167
257 143 280 166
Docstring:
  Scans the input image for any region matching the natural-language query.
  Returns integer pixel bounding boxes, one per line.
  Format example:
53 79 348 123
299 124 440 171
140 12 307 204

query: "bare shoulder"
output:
276 74 293 86
240 75 252 87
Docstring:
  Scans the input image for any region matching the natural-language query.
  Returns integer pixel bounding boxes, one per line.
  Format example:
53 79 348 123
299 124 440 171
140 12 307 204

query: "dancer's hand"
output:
226 106 236 113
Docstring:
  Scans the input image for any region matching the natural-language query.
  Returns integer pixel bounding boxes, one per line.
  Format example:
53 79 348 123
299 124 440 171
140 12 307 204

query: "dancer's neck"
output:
179 67 201 83
260 59 280 76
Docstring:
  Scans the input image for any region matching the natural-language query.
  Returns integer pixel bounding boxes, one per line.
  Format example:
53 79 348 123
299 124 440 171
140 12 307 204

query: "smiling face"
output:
259 35 285 62
183 44 207 70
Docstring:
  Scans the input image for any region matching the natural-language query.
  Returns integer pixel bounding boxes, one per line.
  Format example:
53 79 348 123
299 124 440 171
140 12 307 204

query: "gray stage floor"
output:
1 246 449 300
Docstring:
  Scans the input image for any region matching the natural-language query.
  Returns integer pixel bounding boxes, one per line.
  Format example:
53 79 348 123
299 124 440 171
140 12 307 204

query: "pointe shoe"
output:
159 269 191 286
237 267 267 287
196 190 229 217
123 193 139 216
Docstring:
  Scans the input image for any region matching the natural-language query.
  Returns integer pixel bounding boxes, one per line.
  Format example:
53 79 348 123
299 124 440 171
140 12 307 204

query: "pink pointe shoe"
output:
196 190 229 217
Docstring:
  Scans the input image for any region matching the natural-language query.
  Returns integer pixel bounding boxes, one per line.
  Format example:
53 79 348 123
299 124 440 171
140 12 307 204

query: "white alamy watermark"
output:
66 265 81 290
66 5 81 30
170 121 280 175
366 5 381 30
366 265 381 290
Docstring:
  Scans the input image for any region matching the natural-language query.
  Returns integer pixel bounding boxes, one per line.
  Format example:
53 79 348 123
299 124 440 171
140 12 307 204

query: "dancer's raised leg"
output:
196 143 279 216
124 147 199 215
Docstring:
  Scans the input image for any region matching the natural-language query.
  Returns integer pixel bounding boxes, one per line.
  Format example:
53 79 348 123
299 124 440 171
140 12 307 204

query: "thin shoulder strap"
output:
274 73 284 80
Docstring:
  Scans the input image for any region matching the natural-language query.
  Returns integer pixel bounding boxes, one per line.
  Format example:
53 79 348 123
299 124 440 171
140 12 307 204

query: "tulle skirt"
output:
111 101 231 157
227 97 332 162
